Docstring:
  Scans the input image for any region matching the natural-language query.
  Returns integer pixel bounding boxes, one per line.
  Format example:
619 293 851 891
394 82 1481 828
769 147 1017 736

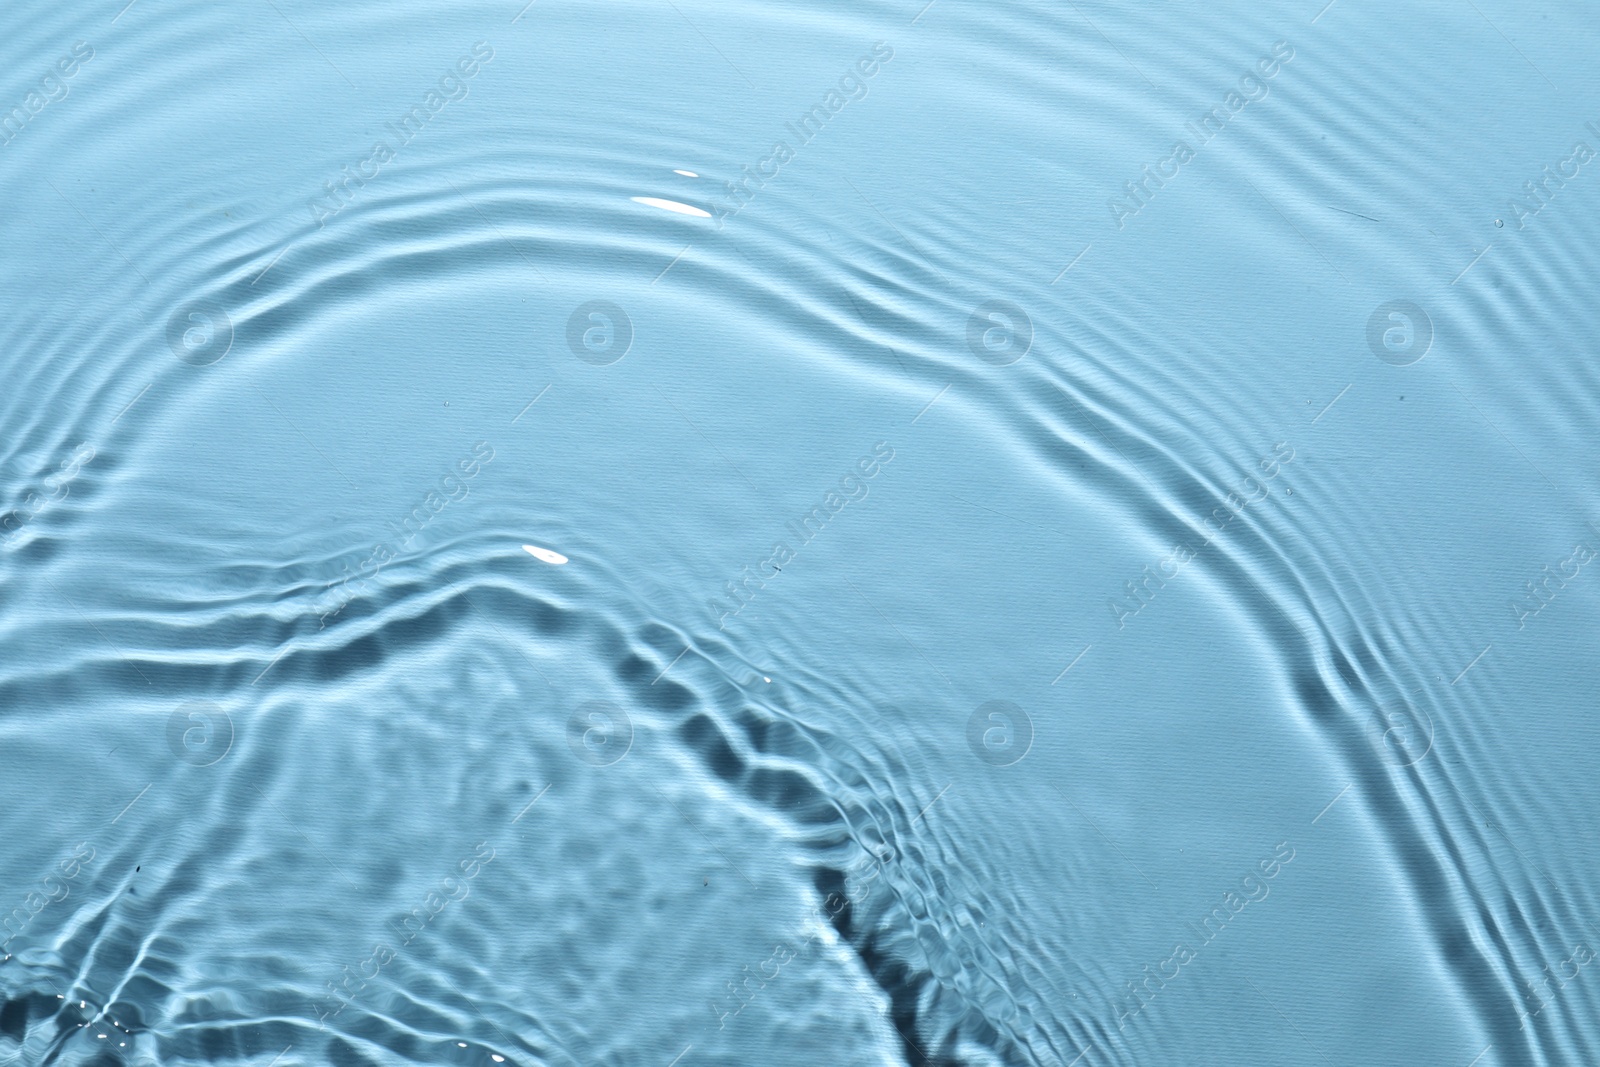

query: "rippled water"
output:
4 1 1600 1064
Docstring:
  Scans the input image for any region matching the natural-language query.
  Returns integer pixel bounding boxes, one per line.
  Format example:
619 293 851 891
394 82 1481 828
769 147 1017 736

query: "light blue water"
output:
3 1 1600 1064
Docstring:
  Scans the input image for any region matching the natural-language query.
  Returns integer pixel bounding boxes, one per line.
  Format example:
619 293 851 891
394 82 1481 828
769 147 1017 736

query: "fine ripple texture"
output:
3 1 1599 1066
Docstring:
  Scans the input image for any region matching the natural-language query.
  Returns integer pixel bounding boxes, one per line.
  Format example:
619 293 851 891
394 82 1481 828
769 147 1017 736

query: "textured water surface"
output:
3 1 1600 1065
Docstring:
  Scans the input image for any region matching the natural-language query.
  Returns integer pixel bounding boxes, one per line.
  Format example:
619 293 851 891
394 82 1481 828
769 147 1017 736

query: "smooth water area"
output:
3 1 1600 1064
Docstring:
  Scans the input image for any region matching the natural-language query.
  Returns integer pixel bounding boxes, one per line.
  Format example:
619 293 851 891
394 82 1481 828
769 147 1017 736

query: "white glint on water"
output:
631 196 711 217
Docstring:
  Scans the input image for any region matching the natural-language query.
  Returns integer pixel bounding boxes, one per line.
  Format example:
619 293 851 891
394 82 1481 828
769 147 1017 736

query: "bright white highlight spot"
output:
523 544 568 565
674 169 699 177
631 196 711 218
